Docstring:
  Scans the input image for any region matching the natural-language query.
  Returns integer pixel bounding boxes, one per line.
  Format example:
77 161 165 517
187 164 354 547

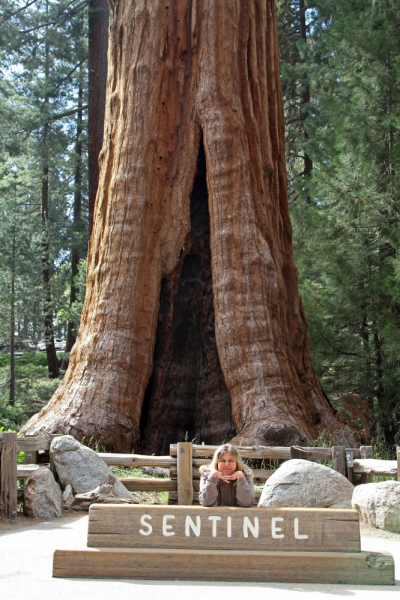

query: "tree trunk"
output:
299 0 312 202
9 222 15 406
65 71 84 353
23 0 356 451
88 0 109 238
41 159 59 379
41 6 59 379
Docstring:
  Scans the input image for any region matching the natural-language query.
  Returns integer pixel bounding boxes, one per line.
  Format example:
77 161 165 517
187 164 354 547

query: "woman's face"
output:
217 452 237 475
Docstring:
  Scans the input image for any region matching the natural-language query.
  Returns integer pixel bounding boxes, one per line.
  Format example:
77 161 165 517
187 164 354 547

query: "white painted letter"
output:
243 516 259 538
139 514 152 536
208 515 221 537
294 518 308 539
162 515 176 537
185 515 201 537
271 517 284 539
227 516 232 538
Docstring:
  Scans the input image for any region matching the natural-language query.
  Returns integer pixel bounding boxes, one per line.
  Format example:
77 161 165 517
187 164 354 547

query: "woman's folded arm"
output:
236 474 255 507
199 472 218 506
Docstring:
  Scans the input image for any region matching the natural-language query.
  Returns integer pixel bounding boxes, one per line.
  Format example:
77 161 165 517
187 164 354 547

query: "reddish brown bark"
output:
23 0 356 451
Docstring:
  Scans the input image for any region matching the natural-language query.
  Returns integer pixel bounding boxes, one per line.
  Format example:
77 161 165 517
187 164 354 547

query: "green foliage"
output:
110 466 169 480
0 352 60 430
56 259 87 339
279 0 400 444
1 0 400 449
371 435 397 482
109 467 169 504
0 0 89 359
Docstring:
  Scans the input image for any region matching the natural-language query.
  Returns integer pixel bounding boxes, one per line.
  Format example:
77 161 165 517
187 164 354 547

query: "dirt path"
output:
0 512 399 600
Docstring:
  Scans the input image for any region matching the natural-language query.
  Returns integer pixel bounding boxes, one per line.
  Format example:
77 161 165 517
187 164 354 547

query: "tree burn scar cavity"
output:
140 137 235 454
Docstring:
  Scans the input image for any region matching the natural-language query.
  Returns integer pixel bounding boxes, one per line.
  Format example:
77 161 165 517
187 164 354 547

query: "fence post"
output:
332 446 346 476
24 450 38 465
360 445 373 484
397 447 400 482
177 442 193 505
0 432 17 518
346 450 354 484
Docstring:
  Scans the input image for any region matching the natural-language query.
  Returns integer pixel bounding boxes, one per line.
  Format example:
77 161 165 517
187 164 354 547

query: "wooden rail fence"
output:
1 432 399 517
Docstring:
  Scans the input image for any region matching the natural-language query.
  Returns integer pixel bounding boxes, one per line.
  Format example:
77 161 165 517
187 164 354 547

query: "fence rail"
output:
170 443 364 460
1 432 399 517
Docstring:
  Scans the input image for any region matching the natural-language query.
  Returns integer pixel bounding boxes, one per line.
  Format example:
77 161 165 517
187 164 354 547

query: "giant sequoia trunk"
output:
23 0 356 452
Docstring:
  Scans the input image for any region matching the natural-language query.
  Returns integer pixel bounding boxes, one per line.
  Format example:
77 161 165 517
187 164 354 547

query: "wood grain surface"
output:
53 548 394 584
16 464 41 479
120 477 177 492
360 446 374 484
16 437 51 452
0 432 17 517
98 453 175 467
332 446 346 476
87 505 361 552
353 459 397 477
170 444 362 460
177 443 193 505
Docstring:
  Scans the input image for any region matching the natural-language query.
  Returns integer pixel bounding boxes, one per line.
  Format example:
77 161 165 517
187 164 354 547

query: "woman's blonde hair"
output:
199 444 252 481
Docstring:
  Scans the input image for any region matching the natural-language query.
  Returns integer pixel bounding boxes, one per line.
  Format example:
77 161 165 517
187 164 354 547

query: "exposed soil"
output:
0 491 170 533
360 522 400 541
2 510 400 542
0 510 75 533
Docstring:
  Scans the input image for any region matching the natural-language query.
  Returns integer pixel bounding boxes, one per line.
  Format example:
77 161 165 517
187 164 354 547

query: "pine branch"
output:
20 0 88 34
54 56 88 91
0 0 40 25
49 105 88 122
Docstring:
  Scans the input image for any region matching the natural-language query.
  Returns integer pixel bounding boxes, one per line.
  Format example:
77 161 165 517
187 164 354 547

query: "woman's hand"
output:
224 470 244 481
210 470 244 482
210 470 230 482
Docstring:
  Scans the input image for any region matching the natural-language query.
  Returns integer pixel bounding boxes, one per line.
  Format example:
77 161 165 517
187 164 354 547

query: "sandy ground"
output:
0 512 399 600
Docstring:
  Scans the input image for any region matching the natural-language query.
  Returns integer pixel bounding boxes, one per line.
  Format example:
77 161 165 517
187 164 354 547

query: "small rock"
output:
24 466 62 518
62 484 74 507
50 435 135 501
352 481 400 533
258 459 354 509
71 473 139 511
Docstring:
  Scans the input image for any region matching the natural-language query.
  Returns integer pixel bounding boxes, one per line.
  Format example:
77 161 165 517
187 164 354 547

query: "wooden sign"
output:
87 505 361 552
53 547 395 584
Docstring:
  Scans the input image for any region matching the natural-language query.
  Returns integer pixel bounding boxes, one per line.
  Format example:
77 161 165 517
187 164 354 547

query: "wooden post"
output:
24 450 38 464
290 446 312 460
397 447 400 482
345 450 354 484
177 442 193 505
0 432 17 517
360 446 373 484
332 446 346 477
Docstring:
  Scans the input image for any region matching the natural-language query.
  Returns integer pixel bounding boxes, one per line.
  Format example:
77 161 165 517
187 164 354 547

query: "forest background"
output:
0 0 399 455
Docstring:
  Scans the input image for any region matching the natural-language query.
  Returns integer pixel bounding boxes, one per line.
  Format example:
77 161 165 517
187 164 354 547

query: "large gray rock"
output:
258 459 354 509
50 435 134 500
24 466 62 518
352 481 400 533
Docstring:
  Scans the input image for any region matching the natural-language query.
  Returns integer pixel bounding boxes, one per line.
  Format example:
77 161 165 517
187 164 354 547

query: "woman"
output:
198 443 255 507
